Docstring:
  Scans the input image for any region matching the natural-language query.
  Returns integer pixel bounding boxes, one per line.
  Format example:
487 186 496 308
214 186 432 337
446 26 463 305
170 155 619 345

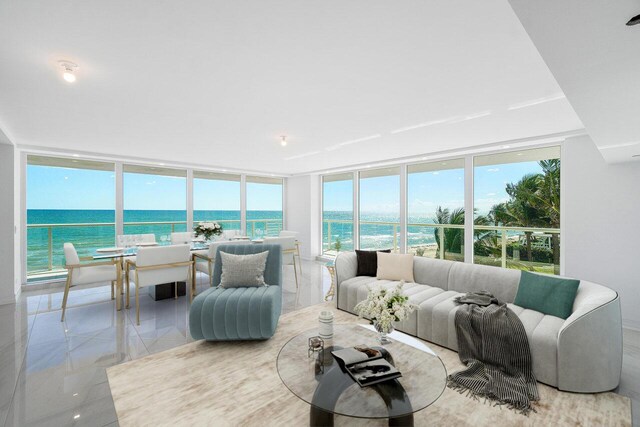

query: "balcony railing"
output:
26 218 283 280
322 219 560 274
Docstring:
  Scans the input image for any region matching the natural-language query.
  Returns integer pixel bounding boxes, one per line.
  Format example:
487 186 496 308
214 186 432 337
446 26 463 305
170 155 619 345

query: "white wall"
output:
285 175 320 259
0 142 17 304
563 135 640 329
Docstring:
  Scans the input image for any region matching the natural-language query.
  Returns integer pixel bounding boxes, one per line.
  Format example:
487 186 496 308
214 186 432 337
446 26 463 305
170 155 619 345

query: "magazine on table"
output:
331 345 402 387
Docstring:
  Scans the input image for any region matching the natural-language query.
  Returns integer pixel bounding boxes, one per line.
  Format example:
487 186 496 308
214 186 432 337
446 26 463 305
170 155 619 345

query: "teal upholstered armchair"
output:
189 244 282 341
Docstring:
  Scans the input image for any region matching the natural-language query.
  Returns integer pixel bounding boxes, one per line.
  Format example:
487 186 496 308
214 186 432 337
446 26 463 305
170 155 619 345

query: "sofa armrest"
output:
335 252 357 285
335 252 358 310
556 281 622 392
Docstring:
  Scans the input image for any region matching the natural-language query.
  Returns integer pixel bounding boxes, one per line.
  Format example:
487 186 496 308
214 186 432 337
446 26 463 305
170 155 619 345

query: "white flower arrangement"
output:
354 281 415 334
194 221 223 240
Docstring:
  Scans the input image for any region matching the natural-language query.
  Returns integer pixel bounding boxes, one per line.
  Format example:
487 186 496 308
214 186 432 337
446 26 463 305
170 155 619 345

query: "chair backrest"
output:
171 232 193 245
279 230 299 239
207 240 251 258
222 230 238 239
63 243 80 266
140 234 156 243
212 244 282 287
263 237 295 265
135 244 191 287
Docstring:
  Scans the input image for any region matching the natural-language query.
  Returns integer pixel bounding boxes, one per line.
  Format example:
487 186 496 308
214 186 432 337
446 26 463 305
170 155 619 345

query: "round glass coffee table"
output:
276 324 447 426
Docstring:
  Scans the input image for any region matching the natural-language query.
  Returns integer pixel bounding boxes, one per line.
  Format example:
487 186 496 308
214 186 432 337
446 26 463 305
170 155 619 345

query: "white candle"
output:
318 310 334 339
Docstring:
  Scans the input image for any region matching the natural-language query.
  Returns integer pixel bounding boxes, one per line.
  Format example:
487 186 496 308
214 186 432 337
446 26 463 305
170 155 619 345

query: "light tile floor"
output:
1 262 638 426
0 260 333 427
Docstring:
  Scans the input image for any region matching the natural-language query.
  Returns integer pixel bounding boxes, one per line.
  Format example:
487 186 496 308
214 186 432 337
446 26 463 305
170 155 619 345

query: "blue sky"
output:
28 161 543 214
27 166 282 211
322 161 545 218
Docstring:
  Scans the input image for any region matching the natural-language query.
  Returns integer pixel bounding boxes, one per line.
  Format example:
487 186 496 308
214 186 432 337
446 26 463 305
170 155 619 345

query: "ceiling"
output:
0 0 584 175
509 0 640 164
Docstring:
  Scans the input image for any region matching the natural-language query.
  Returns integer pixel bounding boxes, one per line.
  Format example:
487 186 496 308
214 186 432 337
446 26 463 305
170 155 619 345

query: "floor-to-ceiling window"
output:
26 156 115 280
473 146 561 274
407 159 465 261
359 167 401 252
322 173 354 255
246 176 283 238
123 165 187 242
193 171 241 233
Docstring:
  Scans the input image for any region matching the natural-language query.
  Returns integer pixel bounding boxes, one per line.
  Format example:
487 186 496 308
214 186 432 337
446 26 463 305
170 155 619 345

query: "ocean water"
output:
27 208 445 275
322 211 443 252
27 209 282 274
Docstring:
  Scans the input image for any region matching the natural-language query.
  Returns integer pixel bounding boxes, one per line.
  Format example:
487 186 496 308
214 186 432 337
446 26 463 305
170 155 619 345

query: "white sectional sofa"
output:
335 252 623 393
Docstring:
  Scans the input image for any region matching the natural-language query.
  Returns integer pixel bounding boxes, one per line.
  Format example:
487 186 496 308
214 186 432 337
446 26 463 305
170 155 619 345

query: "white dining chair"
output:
279 230 299 239
263 236 299 288
192 241 252 287
171 231 193 245
61 243 121 321
222 230 238 240
125 244 193 325
279 231 302 274
139 234 157 243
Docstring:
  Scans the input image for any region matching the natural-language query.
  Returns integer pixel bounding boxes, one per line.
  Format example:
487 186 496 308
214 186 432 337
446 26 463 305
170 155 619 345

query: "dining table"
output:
93 238 303 303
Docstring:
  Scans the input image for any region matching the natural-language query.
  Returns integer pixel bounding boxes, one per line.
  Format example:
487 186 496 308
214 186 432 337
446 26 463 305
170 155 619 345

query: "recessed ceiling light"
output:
221 169 227 172
73 414 80 420
280 136 287 147
72 154 80 157
58 60 78 83
516 153 523 156
502 145 511 149
158 163 165 166
421 157 428 160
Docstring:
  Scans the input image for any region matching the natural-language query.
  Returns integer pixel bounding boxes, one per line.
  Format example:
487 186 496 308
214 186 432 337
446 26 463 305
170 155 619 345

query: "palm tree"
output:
486 159 561 272
433 206 489 259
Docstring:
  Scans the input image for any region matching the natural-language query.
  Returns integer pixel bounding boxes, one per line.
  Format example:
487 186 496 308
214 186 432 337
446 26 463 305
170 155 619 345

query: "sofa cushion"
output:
355 249 390 277
376 252 415 282
514 271 580 320
447 261 521 303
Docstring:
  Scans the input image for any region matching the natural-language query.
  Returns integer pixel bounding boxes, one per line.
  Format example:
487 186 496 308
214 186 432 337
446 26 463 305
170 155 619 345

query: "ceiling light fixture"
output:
58 60 78 83
502 145 511 149
280 136 287 147
627 14 640 26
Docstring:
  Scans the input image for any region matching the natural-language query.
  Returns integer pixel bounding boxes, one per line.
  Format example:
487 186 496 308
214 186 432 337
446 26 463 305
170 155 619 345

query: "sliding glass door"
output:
322 173 354 255
359 167 401 252
26 156 115 279
473 146 561 274
407 159 465 261
193 171 241 233
246 176 283 238
123 165 187 242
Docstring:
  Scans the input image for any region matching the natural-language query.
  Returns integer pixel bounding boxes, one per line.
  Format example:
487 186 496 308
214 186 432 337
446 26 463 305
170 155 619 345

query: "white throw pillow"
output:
219 251 269 288
376 252 414 282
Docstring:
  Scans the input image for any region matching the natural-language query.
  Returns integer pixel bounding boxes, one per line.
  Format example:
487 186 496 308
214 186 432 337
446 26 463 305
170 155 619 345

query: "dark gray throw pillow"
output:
356 249 391 277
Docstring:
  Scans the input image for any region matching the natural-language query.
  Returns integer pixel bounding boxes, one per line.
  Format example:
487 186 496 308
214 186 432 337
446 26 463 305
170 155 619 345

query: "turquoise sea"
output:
322 211 443 253
27 209 445 275
27 209 281 274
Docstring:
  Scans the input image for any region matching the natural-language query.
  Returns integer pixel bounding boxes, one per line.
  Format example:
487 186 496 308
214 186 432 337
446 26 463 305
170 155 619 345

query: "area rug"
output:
107 303 631 426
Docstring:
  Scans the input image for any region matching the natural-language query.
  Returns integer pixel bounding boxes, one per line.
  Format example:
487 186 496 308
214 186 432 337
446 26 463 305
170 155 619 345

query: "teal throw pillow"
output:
513 271 580 320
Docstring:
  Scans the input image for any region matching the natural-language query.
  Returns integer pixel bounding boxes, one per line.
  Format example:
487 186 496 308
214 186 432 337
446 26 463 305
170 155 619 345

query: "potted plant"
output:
354 282 415 344
194 221 223 241
333 237 342 253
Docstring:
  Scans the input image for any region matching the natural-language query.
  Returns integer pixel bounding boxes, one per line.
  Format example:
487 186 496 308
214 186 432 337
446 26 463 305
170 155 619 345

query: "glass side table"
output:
323 261 336 301
276 324 447 426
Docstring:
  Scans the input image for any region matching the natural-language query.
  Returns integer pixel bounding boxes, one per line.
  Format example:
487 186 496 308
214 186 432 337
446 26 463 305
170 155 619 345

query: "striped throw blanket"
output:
447 291 539 415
